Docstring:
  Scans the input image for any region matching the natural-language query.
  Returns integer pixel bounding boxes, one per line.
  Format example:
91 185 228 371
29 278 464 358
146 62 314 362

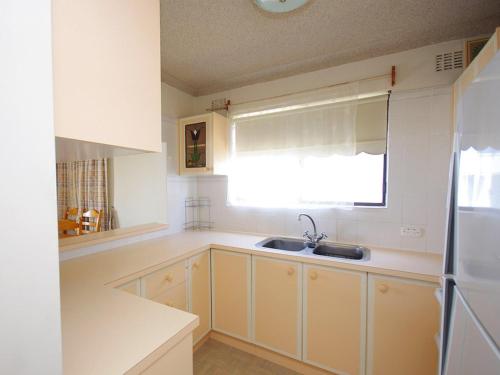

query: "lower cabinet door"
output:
252 256 302 359
211 249 251 340
189 250 211 344
303 265 367 375
152 282 188 311
367 274 440 375
141 334 193 375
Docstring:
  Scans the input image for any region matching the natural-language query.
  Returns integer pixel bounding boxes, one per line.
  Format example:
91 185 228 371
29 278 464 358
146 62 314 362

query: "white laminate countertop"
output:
60 230 443 374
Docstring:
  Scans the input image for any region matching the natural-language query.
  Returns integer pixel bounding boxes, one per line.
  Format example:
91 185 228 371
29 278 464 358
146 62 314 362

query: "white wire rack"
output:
184 197 213 231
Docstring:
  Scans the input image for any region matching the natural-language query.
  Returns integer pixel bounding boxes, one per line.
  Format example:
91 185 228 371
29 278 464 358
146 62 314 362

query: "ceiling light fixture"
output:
254 0 309 13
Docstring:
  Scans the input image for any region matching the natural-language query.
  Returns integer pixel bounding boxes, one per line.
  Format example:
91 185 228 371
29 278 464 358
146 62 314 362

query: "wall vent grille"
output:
435 51 463 72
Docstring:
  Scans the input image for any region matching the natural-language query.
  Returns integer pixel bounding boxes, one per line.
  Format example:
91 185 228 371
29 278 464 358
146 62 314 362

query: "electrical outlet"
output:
400 225 423 237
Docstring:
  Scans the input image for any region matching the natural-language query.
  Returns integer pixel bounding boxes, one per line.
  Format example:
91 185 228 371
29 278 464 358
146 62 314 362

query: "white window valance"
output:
230 80 389 157
232 94 388 156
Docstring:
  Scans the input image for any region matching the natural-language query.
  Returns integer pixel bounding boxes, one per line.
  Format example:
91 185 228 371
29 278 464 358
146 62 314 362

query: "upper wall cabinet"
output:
178 112 228 175
52 0 162 155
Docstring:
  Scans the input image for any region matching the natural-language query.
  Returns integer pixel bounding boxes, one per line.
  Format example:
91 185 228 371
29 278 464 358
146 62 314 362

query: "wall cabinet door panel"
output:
252 256 302 359
53 0 161 154
189 251 211 344
211 249 251 340
367 274 440 375
178 112 228 176
304 265 366 375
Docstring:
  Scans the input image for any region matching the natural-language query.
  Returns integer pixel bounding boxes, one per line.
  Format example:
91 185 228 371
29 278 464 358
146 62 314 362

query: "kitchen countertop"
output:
60 230 443 374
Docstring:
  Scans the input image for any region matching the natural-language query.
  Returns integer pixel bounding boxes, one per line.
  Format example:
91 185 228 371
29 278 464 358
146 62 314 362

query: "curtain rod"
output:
207 66 396 111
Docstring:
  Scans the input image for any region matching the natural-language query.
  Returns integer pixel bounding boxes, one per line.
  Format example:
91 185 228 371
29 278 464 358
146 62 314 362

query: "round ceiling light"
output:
254 0 309 13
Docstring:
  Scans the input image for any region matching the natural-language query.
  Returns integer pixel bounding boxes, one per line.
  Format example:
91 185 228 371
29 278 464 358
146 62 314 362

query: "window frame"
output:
353 153 387 207
354 93 390 207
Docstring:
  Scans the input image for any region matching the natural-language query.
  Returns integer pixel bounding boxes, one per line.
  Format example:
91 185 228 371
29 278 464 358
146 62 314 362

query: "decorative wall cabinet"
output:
367 274 440 375
52 0 161 156
178 112 228 175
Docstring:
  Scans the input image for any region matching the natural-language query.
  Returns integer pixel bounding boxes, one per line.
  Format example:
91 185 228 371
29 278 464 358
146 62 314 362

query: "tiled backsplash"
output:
195 87 452 254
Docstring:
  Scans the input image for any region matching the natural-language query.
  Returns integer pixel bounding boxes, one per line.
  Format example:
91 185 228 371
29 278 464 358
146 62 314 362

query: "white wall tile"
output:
426 188 448 253
400 231 428 252
336 219 358 243
402 192 428 225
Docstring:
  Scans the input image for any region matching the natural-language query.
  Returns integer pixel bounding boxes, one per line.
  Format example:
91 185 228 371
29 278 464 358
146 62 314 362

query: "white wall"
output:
162 83 195 121
162 83 199 233
112 143 168 228
163 116 198 234
192 40 466 254
192 39 466 112
110 83 197 232
0 1 62 373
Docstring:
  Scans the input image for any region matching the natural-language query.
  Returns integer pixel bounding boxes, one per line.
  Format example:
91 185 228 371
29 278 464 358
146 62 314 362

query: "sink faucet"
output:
298 214 327 248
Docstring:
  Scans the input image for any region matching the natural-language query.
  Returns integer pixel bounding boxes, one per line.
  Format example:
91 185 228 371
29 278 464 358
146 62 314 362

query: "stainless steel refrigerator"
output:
440 51 500 374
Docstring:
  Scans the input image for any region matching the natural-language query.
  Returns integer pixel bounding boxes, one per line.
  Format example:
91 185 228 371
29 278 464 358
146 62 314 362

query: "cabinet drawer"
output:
152 282 188 311
118 279 140 296
143 261 187 299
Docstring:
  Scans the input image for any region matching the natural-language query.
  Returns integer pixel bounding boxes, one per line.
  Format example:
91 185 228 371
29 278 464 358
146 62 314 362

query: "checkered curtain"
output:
56 159 111 231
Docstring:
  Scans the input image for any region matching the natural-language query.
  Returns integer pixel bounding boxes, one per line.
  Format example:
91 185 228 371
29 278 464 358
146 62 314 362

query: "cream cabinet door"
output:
303 265 367 375
189 251 211 344
367 275 440 375
53 0 161 153
211 249 251 340
252 256 302 359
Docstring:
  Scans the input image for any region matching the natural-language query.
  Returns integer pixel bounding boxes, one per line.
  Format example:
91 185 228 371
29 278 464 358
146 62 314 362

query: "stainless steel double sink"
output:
255 237 369 261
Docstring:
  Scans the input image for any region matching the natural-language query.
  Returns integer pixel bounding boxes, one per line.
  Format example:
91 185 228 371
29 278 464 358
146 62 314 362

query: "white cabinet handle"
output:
164 274 173 282
310 271 318 280
287 267 295 276
378 284 389 293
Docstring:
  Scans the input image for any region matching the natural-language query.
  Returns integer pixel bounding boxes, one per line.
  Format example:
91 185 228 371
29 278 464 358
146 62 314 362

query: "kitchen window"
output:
226 83 389 208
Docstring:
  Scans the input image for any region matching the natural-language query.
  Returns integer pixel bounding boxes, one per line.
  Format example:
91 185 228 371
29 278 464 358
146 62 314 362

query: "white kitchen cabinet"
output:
178 112 228 175
211 249 251 340
189 251 211 344
252 256 302 359
367 274 440 375
114 246 441 375
141 260 188 300
53 0 161 155
140 334 193 375
303 264 367 375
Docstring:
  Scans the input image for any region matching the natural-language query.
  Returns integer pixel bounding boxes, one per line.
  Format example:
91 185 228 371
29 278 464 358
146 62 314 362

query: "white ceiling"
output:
160 0 500 96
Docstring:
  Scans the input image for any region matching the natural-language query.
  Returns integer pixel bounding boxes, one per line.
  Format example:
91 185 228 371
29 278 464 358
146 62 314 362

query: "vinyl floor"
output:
193 339 301 375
